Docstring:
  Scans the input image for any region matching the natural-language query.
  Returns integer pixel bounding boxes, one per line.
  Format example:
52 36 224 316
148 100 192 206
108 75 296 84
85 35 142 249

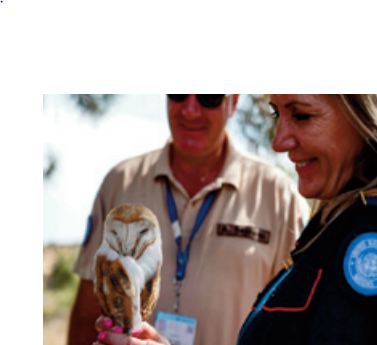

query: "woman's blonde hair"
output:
296 95 377 254
319 94 377 223
339 95 377 142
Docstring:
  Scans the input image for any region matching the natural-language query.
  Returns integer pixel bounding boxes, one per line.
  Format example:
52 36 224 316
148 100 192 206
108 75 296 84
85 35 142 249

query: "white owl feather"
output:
93 204 162 333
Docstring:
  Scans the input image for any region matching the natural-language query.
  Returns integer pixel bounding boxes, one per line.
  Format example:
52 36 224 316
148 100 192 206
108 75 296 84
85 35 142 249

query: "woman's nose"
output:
272 119 298 153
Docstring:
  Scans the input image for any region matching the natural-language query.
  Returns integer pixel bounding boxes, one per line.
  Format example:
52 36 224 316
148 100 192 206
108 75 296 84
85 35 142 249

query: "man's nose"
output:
272 119 297 153
181 95 201 118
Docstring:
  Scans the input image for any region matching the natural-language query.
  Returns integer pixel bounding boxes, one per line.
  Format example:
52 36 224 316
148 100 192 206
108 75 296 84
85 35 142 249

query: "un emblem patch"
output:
343 232 377 296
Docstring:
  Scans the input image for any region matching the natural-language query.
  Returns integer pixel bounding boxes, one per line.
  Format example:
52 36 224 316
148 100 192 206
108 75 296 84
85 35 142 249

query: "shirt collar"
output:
153 140 174 181
216 135 241 191
153 135 241 192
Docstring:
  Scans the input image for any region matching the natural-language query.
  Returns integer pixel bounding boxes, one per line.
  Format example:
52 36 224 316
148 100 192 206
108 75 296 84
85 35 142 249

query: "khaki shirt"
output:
75 138 308 345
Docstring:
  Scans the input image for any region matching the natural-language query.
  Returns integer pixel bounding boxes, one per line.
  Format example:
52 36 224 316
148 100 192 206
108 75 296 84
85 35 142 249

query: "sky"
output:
44 95 288 245
44 95 169 245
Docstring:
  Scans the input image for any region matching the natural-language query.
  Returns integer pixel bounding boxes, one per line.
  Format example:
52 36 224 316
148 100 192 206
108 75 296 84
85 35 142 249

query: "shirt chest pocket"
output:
216 222 271 244
263 265 323 313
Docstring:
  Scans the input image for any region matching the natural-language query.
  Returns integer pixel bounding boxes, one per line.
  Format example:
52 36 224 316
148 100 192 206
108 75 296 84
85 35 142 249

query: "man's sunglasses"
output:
167 94 226 109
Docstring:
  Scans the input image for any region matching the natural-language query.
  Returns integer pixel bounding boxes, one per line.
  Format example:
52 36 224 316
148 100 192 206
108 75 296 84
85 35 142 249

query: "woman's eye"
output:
293 113 311 121
269 110 279 120
267 104 279 120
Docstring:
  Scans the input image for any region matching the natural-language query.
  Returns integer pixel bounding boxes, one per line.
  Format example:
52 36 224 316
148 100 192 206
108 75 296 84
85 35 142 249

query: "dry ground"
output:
43 245 80 345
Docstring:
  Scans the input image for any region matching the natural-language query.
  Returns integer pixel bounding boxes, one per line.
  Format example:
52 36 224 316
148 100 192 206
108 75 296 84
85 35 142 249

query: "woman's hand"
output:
93 316 170 345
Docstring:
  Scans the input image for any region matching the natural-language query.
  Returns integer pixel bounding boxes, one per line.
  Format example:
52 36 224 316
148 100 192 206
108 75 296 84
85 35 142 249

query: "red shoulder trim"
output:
262 268 323 312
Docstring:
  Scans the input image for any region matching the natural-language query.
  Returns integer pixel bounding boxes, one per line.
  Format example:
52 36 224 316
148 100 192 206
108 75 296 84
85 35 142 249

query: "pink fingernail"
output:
98 331 106 341
112 326 124 334
131 329 143 337
103 318 113 328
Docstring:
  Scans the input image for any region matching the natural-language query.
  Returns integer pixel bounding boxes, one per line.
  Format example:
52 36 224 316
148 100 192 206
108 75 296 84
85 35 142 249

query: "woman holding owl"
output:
95 94 377 345
93 316 169 345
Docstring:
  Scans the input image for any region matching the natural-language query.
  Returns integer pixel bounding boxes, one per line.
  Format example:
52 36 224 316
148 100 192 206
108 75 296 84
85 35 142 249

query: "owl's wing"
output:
94 245 140 332
140 268 161 321
136 238 162 321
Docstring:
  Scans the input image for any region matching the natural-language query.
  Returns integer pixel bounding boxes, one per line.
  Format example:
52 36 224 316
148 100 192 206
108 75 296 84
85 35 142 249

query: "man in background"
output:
68 94 307 345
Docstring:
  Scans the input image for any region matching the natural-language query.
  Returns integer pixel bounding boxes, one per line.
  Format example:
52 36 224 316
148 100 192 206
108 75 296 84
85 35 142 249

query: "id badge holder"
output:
155 311 197 345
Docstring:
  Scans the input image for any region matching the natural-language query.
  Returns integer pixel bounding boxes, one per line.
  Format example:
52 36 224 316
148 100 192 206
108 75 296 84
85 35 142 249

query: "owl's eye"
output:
110 229 117 236
140 228 149 235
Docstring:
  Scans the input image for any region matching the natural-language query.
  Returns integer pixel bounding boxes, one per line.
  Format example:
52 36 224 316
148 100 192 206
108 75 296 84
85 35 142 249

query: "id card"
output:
155 311 197 345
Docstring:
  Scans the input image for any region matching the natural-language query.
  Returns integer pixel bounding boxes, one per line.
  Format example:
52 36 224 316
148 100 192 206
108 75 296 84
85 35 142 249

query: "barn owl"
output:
93 204 162 333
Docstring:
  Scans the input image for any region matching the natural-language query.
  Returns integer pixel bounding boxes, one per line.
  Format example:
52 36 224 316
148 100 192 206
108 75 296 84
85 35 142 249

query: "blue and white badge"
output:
343 232 377 296
155 311 197 345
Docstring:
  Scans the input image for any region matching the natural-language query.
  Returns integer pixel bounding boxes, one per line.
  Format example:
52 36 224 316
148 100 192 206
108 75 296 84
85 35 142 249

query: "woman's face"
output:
271 95 364 200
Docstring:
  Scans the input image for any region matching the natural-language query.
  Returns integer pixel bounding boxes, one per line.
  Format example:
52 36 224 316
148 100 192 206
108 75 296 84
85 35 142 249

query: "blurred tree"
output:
235 94 274 154
235 95 300 180
44 151 57 180
44 94 274 182
47 254 77 289
70 94 117 119
43 94 118 182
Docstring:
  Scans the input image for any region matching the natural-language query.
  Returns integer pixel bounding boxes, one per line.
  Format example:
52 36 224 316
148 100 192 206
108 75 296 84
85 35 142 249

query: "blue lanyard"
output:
165 179 217 281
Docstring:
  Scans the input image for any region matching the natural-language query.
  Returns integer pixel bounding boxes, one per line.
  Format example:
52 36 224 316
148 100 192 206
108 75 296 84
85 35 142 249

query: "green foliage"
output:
48 255 76 290
44 246 80 320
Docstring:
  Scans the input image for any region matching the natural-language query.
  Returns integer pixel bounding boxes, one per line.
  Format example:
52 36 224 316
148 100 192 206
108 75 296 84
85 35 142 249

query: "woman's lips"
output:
294 158 318 176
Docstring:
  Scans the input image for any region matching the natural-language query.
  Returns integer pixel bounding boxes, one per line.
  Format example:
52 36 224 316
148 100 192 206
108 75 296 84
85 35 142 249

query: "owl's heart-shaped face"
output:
104 218 158 258
94 204 162 332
